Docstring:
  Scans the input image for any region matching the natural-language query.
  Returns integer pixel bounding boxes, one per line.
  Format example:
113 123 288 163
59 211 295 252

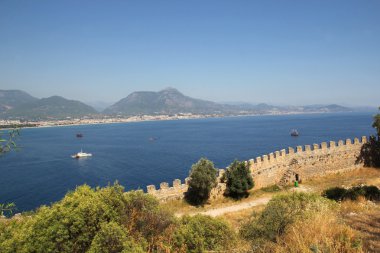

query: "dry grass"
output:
267 212 363 253
340 200 380 253
304 167 380 193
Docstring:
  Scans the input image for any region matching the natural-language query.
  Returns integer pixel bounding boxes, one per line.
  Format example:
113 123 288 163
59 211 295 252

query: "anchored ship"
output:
71 149 92 159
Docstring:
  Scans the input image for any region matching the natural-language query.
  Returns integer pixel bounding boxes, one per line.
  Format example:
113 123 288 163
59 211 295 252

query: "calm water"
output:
0 112 375 212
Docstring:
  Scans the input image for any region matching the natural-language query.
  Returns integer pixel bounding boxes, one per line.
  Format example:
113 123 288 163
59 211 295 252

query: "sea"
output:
0 112 376 212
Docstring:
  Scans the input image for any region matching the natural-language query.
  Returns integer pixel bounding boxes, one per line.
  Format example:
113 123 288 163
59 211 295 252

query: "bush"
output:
323 185 380 202
323 187 348 201
173 215 236 253
240 192 334 243
265 212 362 253
186 158 218 205
87 221 144 253
225 160 254 198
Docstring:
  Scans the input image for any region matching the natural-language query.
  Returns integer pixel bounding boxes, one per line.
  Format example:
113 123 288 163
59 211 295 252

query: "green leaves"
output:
0 203 16 216
0 129 20 155
186 158 218 205
225 160 254 198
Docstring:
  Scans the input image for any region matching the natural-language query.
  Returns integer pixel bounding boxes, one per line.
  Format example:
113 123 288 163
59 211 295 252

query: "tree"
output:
372 107 380 137
357 107 380 167
185 158 218 205
0 129 19 154
225 160 254 198
0 129 19 217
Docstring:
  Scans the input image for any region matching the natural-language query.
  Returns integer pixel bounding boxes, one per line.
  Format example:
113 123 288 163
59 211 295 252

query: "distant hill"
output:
0 90 38 113
0 88 353 120
4 96 98 120
104 88 223 115
104 88 353 116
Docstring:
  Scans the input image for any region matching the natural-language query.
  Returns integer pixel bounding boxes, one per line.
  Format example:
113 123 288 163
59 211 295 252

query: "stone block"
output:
173 179 181 188
147 185 156 194
160 182 169 190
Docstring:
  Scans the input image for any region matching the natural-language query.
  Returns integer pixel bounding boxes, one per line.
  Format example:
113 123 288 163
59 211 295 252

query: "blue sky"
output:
0 1 379 106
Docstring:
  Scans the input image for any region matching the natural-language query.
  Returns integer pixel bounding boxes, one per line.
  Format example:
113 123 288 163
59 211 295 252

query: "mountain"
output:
0 90 38 113
4 96 98 120
104 88 223 115
104 88 353 116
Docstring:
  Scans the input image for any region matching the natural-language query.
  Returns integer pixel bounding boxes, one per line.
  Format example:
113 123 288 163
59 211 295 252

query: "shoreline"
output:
0 111 357 130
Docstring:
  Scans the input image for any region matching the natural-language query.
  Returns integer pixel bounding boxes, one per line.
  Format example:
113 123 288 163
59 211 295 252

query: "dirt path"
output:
175 186 312 217
176 196 271 217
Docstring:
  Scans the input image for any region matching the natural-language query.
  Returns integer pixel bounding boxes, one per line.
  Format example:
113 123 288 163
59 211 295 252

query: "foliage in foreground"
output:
185 158 218 205
240 192 335 243
173 214 236 253
357 107 380 168
0 129 19 154
0 183 235 253
323 185 380 202
240 192 362 252
225 160 254 198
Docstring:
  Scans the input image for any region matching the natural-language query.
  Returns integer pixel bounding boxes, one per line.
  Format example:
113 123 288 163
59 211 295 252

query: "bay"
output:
0 112 375 212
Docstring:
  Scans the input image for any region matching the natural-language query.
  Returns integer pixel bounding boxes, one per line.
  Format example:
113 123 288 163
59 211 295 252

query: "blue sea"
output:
0 112 376 212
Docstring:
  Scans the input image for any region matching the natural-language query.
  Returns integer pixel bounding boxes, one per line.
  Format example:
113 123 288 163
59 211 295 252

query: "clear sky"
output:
0 0 379 106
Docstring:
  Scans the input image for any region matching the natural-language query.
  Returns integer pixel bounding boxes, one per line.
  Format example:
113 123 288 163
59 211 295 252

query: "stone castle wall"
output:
147 136 367 201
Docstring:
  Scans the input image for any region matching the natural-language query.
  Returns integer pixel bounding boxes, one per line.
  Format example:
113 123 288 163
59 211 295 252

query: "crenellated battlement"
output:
148 136 367 201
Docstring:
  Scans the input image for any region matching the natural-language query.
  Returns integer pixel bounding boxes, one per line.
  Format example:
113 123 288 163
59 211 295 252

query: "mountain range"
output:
0 88 353 120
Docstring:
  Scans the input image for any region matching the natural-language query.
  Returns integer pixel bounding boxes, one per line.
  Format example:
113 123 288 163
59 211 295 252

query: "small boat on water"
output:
71 149 92 159
76 133 83 138
290 129 299 137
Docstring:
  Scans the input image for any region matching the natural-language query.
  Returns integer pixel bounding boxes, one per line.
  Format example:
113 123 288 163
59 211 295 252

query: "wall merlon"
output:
296 146 303 153
329 141 336 149
313 144 320 150
262 155 269 163
354 138 359 144
255 157 262 164
305 145 311 152
288 147 294 155
346 139 352 145
275 151 281 159
361 136 367 144
338 140 344 146
173 179 181 188
147 185 156 193
280 149 286 157
321 142 327 150
269 153 275 162
160 182 169 190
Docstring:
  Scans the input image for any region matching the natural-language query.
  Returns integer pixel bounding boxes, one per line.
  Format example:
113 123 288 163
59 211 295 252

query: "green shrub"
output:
323 187 347 201
87 221 145 253
225 160 254 198
186 158 218 205
173 215 236 253
323 185 380 201
240 192 334 243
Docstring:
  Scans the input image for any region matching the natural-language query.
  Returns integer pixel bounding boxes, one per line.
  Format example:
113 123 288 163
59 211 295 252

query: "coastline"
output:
0 111 355 130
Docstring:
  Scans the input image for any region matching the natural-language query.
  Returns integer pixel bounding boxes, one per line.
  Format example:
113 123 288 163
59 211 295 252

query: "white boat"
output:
71 149 92 159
